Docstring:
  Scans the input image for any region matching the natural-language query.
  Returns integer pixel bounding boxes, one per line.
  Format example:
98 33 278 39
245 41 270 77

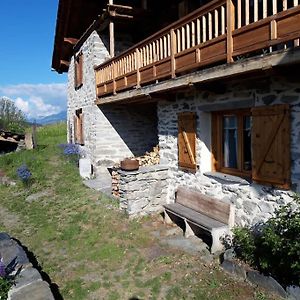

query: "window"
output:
212 104 290 189
178 112 197 171
74 109 84 145
74 52 83 89
212 109 251 177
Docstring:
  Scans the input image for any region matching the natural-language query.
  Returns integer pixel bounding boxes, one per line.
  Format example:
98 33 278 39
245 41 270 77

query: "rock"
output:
8 281 54 300
79 158 92 179
247 270 287 298
0 232 11 241
223 248 236 261
13 267 42 290
221 260 247 281
0 239 29 266
0 233 54 300
287 285 300 300
25 191 51 203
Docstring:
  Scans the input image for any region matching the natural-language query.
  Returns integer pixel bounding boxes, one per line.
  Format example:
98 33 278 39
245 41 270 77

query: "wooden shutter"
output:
251 104 290 189
75 53 83 88
78 112 84 145
178 112 197 171
73 116 77 143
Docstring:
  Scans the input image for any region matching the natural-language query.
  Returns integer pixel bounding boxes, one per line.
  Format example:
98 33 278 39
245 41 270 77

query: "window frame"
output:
212 108 252 178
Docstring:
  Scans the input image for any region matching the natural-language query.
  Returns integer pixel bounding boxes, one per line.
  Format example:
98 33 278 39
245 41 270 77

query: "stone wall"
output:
157 75 300 226
67 31 158 172
118 165 169 217
0 233 54 300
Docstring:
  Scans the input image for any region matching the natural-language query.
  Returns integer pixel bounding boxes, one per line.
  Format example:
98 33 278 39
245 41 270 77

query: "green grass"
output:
0 123 278 300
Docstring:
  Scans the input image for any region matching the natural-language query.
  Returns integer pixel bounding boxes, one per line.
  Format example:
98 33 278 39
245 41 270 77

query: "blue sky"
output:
0 0 67 118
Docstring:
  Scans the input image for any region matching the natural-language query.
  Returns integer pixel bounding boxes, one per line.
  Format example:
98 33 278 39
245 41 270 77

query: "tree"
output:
0 97 27 133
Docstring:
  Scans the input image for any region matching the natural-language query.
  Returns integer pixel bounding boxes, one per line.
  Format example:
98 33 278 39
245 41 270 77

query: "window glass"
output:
243 116 252 171
223 115 238 168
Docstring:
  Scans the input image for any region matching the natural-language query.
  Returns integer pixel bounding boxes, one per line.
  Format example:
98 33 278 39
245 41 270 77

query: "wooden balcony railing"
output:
95 0 300 98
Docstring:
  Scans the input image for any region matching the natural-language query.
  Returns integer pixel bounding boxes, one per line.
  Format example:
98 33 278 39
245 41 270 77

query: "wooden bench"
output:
163 186 235 253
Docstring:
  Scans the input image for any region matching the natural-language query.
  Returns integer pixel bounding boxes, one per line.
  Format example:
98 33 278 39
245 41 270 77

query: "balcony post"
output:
226 0 235 63
112 62 116 95
136 48 141 88
170 29 177 78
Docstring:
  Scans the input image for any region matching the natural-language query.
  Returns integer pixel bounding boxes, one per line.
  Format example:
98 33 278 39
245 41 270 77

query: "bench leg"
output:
184 219 195 238
164 210 173 225
211 228 228 254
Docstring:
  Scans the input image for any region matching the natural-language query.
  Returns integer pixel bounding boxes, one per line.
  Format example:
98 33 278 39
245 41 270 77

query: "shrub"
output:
232 195 300 286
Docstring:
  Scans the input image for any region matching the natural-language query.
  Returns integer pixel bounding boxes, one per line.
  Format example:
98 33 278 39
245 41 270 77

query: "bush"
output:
232 195 300 286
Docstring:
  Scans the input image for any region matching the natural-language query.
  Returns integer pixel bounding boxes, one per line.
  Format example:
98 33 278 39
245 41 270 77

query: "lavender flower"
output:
59 143 81 156
16 164 32 182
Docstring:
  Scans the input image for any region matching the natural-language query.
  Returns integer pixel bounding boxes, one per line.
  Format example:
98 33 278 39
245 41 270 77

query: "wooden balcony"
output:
95 0 300 100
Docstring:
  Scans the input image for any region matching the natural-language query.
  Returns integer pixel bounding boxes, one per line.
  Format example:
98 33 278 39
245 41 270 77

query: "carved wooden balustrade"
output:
95 0 300 99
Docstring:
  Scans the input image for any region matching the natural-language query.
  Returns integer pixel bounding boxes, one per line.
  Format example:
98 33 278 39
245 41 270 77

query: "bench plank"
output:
164 203 228 231
176 187 231 224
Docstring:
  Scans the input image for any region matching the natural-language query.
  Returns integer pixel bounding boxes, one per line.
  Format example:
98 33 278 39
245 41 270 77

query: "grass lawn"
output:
0 123 277 300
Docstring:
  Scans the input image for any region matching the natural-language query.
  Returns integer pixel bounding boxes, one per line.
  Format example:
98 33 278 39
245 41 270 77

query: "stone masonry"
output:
118 165 169 217
157 75 300 226
67 31 157 173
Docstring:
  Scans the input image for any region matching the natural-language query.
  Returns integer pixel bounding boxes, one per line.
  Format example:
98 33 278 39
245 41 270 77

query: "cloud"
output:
15 97 30 114
0 83 67 118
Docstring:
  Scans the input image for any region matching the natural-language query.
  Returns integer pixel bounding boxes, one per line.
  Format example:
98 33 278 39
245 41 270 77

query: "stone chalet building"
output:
52 0 300 228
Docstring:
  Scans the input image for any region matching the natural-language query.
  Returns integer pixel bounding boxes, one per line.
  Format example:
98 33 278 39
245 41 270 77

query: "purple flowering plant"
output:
16 164 32 185
58 143 81 164
0 256 5 278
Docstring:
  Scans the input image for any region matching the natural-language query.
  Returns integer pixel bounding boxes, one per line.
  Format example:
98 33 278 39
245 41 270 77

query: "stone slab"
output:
8 281 54 300
79 158 92 179
247 270 287 298
221 260 247 281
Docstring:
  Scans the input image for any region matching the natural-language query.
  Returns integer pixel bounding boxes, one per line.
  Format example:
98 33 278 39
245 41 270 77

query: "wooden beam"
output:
226 0 235 63
109 0 115 58
60 60 70 67
63 37 78 45
107 3 133 11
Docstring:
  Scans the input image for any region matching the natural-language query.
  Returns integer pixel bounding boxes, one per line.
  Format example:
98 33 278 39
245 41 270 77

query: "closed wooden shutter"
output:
251 104 290 189
75 53 83 88
73 116 77 143
78 112 84 145
178 112 196 171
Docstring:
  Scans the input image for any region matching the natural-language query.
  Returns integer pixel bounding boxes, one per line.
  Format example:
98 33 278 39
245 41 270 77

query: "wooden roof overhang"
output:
52 0 107 73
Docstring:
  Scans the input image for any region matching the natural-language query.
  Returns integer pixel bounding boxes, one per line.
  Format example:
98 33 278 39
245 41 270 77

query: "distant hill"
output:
28 110 67 125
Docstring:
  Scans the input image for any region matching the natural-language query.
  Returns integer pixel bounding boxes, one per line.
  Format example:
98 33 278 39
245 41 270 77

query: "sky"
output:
0 0 67 118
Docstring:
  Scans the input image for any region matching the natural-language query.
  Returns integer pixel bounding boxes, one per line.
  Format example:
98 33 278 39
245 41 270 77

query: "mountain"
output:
28 110 67 125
